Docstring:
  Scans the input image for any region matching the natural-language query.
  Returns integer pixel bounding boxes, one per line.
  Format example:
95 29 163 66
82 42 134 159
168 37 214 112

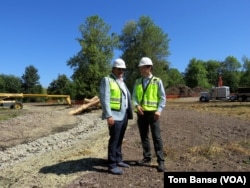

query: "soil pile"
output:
166 85 205 97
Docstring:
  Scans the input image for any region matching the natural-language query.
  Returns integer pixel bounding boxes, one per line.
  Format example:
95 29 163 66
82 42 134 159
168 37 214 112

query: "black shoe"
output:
157 163 165 172
108 167 123 175
137 158 151 165
117 162 130 168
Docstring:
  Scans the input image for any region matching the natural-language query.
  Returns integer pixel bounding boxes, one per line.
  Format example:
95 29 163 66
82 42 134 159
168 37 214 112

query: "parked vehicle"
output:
0 97 23 109
230 87 250 102
199 86 230 102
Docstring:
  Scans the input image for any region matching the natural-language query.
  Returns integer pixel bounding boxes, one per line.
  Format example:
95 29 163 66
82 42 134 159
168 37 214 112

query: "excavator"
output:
0 93 71 109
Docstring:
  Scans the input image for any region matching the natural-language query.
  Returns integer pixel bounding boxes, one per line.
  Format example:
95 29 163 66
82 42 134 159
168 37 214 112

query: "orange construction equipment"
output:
218 75 223 87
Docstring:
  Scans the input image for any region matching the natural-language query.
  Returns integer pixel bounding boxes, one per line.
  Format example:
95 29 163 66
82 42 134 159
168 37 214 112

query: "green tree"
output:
47 74 76 98
184 58 210 89
0 74 22 93
221 56 241 92
0 75 4 92
167 68 185 87
21 65 43 101
67 15 119 99
119 16 170 91
240 56 250 86
203 60 221 87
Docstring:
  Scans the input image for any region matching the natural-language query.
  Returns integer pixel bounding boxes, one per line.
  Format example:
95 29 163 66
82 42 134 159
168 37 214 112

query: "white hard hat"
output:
138 57 153 67
112 58 126 69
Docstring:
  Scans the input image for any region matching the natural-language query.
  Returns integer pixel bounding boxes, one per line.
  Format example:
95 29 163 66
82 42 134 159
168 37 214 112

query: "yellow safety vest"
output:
108 76 122 111
135 77 160 111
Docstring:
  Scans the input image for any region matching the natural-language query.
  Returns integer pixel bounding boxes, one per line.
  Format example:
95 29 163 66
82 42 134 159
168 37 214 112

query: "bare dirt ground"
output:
0 98 250 188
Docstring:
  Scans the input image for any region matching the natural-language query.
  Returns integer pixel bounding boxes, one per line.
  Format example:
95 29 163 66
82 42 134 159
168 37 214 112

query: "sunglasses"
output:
116 68 125 71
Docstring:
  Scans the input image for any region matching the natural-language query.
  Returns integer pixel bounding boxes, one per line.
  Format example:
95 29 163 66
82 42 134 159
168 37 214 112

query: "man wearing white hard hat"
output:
100 58 133 175
132 57 166 172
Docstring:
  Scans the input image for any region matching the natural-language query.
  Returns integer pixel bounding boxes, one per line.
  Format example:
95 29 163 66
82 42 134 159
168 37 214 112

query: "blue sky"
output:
1 0 249 87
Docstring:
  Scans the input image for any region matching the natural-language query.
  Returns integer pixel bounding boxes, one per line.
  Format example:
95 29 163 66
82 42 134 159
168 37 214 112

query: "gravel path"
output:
0 112 106 170
0 105 114 188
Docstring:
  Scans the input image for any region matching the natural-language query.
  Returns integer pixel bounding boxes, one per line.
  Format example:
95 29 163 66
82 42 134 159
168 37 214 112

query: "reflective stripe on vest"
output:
108 76 122 111
135 77 160 111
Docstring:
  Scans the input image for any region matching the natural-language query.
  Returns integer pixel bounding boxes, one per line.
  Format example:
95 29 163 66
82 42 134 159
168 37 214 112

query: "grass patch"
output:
0 108 23 120
168 98 250 121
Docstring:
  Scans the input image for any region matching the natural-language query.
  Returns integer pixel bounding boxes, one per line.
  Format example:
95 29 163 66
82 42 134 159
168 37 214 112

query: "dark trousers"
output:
137 111 165 164
108 113 128 169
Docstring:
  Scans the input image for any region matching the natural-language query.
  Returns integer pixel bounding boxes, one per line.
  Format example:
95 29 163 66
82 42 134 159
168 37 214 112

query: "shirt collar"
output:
144 74 153 79
111 73 123 81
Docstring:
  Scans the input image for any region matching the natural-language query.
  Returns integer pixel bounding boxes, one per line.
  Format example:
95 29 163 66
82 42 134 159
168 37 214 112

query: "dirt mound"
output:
166 85 205 97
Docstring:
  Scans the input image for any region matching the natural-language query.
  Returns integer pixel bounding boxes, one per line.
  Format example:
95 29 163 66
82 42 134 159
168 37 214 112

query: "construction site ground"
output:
0 97 250 188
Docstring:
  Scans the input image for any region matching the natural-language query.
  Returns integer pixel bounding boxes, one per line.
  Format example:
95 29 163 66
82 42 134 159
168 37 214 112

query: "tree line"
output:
1 15 250 101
